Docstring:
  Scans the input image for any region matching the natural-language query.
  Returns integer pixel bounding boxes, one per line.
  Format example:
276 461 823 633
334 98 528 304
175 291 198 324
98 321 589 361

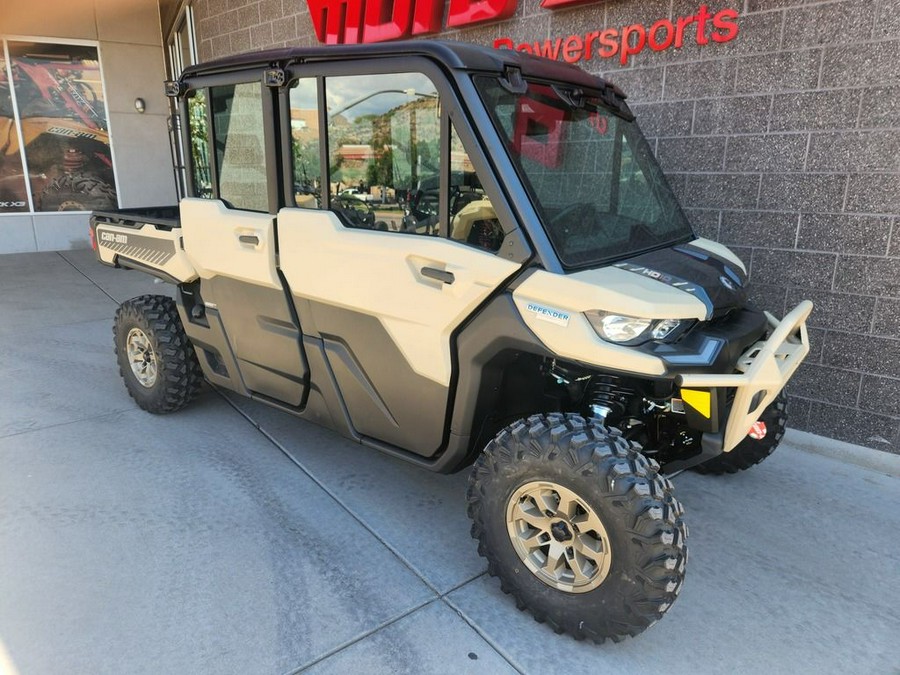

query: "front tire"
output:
467 413 688 643
113 295 203 413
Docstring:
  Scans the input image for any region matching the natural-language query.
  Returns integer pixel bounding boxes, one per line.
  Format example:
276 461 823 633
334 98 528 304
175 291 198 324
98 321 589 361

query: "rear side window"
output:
187 82 268 211
210 83 268 212
289 78 321 209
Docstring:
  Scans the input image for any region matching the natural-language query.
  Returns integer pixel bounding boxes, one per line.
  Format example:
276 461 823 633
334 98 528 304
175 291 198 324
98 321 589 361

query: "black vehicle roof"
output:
180 39 620 95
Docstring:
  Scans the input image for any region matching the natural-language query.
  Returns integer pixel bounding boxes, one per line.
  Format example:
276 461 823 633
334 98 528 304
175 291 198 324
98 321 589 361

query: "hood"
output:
614 243 748 320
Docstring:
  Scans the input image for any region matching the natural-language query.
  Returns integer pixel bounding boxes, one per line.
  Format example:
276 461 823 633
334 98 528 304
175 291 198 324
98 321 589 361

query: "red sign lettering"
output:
539 0 592 7
495 5 740 66
308 0 516 43
447 0 516 28
305 0 741 65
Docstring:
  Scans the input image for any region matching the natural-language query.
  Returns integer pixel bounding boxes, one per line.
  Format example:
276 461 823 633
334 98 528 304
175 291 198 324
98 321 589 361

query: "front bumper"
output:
678 300 812 453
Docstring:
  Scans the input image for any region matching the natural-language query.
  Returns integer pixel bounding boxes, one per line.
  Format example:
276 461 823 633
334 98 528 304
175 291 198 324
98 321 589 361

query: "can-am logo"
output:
99 231 128 244
307 0 740 66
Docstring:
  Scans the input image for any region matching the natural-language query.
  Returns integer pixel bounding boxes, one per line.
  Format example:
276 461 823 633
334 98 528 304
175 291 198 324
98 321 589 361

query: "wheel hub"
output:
125 327 158 388
551 520 572 542
506 481 612 594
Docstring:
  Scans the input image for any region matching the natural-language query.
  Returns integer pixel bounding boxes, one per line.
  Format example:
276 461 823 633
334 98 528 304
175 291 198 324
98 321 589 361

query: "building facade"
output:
3 0 899 452
0 0 177 250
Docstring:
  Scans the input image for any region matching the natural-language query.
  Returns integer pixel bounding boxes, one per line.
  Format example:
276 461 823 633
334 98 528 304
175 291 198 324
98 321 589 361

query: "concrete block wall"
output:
589 0 900 453
191 0 899 453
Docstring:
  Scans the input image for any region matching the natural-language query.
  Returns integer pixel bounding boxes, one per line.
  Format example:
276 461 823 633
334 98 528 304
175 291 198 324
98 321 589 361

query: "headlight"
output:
595 314 652 342
651 318 682 340
585 312 686 345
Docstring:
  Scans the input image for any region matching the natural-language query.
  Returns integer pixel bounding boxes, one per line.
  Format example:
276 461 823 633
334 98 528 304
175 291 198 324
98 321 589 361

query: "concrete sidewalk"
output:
1 249 898 675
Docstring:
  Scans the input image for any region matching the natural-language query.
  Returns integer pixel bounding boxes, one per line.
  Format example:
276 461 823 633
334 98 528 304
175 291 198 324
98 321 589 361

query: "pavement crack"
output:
56 251 119 304
285 574 496 674
284 597 438 674
218 391 521 674
217 389 442 594
0 407 137 441
442 594 526 675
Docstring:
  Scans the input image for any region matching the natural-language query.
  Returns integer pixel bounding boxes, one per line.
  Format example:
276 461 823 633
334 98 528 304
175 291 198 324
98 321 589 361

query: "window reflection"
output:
325 73 439 233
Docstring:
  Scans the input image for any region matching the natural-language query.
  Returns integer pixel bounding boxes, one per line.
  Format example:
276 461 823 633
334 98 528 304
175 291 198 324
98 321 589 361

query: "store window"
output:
167 5 197 198
0 53 29 213
0 40 116 213
168 6 197 79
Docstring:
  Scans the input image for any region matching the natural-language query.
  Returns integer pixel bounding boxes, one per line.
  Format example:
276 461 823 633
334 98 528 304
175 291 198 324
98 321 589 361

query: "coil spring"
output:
587 375 634 422
63 147 86 173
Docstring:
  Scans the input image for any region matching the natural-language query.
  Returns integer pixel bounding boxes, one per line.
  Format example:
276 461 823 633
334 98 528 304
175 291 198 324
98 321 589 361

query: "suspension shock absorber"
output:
62 146 86 173
586 375 634 425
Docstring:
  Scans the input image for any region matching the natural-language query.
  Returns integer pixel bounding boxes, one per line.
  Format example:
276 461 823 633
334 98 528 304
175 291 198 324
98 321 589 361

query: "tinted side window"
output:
210 82 268 212
325 73 439 233
289 78 321 209
448 124 503 253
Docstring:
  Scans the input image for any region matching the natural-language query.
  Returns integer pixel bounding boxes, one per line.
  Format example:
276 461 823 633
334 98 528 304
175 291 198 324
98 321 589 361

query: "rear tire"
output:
467 413 688 643
113 295 203 414
693 392 788 475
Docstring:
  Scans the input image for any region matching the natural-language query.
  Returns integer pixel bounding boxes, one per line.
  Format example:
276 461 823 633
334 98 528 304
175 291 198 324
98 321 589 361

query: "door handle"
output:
421 266 455 284
238 234 259 245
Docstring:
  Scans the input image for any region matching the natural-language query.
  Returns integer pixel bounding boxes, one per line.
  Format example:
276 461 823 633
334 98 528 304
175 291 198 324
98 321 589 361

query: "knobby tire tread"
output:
467 413 688 643
693 394 788 475
114 295 203 414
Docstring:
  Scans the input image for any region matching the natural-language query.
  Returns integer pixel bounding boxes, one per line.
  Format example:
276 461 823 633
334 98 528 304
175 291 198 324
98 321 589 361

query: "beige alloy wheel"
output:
506 481 613 593
125 327 158 388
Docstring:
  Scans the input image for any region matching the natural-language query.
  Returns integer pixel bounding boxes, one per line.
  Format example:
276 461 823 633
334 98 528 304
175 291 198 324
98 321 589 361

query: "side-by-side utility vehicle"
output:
91 41 811 643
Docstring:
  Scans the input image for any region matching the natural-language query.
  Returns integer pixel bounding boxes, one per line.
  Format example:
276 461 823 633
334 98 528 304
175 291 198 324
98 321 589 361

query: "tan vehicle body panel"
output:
278 207 520 386
511 266 711 376
690 237 747 274
94 220 197 283
181 199 281 289
96 198 811 456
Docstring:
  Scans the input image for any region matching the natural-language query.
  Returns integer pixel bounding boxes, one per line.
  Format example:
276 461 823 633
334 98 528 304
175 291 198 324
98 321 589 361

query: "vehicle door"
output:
181 75 308 407
276 63 531 456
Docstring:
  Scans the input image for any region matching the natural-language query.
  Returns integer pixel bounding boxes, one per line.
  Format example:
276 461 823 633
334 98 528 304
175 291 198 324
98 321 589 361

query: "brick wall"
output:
190 0 900 453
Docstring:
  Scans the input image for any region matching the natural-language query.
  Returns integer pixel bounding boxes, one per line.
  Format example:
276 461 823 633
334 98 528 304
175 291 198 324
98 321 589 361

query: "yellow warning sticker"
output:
681 389 711 418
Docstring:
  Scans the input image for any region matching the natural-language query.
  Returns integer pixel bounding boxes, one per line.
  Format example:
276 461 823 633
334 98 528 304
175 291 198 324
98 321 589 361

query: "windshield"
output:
475 76 694 267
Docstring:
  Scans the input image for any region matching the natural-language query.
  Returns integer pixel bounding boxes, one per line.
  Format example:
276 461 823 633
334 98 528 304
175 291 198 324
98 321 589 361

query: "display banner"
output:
0 41 117 213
